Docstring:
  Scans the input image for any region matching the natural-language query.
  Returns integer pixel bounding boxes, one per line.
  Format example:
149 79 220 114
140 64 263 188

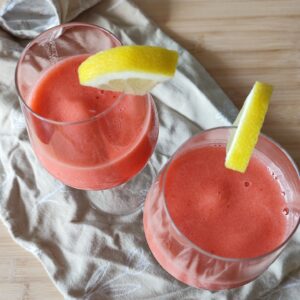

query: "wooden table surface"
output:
0 0 299 299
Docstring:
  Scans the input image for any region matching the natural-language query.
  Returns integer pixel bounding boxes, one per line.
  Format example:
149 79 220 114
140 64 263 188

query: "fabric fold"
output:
1 1 299 300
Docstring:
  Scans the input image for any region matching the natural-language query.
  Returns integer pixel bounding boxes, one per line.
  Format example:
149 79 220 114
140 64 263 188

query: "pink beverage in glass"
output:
143 127 300 291
16 23 158 190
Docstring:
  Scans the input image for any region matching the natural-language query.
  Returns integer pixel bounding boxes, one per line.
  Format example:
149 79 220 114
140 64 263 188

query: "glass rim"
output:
15 22 132 126
161 126 300 263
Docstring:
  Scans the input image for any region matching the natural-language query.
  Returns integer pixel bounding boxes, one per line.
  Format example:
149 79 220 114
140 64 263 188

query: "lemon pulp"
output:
78 45 178 95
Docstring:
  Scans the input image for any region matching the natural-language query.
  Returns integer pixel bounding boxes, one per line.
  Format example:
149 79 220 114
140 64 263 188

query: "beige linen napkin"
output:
0 0 300 299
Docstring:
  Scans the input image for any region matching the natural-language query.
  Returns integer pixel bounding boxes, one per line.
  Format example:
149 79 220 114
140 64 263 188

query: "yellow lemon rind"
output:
225 82 273 173
78 45 178 85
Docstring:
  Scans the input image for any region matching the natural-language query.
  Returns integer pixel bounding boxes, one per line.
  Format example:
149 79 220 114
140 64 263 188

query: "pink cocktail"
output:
144 127 300 290
16 23 158 213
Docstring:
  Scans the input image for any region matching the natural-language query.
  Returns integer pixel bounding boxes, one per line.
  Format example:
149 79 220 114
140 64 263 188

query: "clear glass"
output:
143 127 300 290
15 23 159 214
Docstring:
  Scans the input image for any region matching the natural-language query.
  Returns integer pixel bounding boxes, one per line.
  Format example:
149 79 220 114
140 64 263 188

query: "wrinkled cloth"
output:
0 0 102 38
1 0 300 299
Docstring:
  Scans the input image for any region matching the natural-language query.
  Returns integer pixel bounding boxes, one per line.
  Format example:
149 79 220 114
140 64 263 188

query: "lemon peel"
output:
78 45 178 95
225 82 273 173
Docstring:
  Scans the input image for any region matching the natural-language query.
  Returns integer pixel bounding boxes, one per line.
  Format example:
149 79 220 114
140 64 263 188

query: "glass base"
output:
88 161 156 215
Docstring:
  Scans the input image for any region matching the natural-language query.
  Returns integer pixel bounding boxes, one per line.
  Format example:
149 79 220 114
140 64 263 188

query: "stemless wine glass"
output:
15 23 159 214
143 127 300 290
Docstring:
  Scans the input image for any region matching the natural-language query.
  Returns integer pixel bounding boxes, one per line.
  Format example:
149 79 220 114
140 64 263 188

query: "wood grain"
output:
135 0 300 165
0 221 62 300
0 0 299 299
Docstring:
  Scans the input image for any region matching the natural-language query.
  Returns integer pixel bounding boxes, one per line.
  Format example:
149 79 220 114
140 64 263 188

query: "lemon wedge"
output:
78 45 178 95
225 82 273 173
